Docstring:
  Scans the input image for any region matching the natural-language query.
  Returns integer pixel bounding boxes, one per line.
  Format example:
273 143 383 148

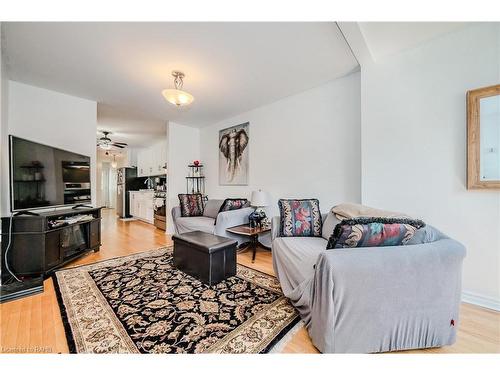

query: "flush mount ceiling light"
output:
162 71 194 107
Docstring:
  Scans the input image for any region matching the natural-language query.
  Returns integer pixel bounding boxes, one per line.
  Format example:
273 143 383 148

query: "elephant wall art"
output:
218 122 249 185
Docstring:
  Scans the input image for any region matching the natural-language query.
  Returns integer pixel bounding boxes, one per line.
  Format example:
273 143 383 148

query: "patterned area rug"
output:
53 247 300 353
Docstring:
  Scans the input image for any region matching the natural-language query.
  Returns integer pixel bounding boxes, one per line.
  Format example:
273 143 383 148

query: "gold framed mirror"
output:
467 84 500 189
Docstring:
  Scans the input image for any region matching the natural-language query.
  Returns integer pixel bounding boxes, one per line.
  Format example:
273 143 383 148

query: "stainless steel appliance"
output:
62 160 91 205
116 167 141 218
153 191 167 230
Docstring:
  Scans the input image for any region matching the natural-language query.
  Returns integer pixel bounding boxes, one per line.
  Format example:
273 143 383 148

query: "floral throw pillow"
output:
278 199 322 237
326 217 425 249
178 194 204 217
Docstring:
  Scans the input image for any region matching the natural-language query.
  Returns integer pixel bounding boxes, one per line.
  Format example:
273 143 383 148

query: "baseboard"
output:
462 291 500 311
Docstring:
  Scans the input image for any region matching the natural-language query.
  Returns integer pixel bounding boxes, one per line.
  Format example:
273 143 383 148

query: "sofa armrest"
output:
308 238 466 352
271 216 281 241
214 207 254 236
171 206 182 234
318 239 466 298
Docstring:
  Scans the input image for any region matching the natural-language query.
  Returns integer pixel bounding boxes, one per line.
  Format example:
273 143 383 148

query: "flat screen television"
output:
9 135 92 212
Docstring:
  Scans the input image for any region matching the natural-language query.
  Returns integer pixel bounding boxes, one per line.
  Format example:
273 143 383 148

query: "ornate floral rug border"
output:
53 247 300 354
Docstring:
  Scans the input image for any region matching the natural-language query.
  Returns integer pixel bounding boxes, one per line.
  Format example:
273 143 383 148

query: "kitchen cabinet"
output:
137 148 152 177
129 192 140 217
129 190 154 223
136 139 167 177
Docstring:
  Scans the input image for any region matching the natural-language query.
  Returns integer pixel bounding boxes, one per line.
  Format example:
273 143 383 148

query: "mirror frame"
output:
467 84 500 190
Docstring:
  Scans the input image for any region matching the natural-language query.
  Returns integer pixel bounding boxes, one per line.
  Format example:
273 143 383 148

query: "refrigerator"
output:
116 167 142 218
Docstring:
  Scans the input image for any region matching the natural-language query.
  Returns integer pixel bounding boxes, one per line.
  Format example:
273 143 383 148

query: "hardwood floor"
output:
1 208 499 354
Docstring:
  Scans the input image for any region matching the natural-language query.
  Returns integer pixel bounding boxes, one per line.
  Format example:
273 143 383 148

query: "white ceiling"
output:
97 104 166 147
358 22 471 61
2 22 359 128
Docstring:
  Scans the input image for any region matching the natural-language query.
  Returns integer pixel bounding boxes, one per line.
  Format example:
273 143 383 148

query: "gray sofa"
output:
271 210 466 353
172 199 254 245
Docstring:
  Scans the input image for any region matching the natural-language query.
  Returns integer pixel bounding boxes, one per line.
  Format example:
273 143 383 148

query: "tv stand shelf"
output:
1 207 102 284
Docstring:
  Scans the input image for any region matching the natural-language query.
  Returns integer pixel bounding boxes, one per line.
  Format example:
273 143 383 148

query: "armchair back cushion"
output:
178 194 204 217
278 199 322 237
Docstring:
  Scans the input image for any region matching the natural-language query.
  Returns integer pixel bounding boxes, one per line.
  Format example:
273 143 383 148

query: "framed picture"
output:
219 122 249 185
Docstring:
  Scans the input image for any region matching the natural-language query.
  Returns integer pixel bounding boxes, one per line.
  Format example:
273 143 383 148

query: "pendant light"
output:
162 71 194 107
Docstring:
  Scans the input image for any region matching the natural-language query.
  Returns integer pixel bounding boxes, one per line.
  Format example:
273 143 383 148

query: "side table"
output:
226 224 271 263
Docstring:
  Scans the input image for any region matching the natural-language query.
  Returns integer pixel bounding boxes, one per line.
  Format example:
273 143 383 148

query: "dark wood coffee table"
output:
226 224 271 263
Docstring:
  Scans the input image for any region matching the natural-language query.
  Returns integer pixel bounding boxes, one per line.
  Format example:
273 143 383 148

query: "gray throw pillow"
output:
406 225 447 245
203 199 224 219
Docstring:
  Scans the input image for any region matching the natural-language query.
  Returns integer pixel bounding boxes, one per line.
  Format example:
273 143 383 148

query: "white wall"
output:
0 24 9 216
1 81 97 215
200 72 361 217
361 24 500 308
166 121 200 233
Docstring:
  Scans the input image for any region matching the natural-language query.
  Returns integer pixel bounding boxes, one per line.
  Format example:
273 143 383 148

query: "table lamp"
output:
249 190 269 228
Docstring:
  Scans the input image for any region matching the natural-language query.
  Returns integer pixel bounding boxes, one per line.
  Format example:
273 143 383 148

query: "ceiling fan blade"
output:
112 144 125 148
113 142 128 146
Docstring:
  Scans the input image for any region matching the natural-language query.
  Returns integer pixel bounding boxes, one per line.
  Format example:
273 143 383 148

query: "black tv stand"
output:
1 207 102 289
72 204 94 209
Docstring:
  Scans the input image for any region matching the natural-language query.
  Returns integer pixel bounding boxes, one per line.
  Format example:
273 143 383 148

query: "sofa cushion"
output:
322 211 340 240
203 199 224 219
327 217 425 249
175 216 215 234
178 194 204 217
278 199 322 237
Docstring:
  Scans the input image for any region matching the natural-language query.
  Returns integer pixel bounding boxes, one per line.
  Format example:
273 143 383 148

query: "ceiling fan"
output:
97 131 128 150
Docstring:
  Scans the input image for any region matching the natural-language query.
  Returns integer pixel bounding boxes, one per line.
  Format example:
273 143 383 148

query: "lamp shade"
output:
162 71 194 107
162 89 194 107
250 190 269 207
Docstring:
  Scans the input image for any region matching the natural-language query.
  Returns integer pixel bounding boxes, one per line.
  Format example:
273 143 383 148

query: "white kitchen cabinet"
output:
137 148 152 177
151 139 167 175
133 194 141 217
129 190 154 223
129 192 136 216
127 148 138 167
136 139 167 177
141 191 154 223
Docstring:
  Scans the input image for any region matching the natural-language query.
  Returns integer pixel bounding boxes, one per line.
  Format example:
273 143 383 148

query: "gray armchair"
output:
271 210 466 353
172 199 254 245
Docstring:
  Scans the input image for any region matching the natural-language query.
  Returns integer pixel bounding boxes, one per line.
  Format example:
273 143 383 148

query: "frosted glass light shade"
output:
100 143 112 150
251 190 269 207
162 89 194 107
